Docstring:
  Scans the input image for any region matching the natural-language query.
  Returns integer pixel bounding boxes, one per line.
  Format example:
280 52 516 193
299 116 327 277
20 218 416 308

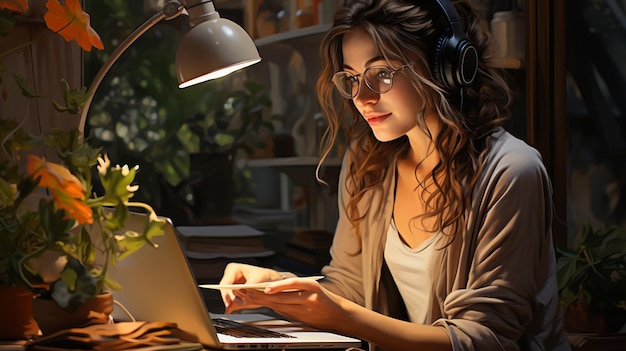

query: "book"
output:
176 225 277 283
184 249 275 261
232 208 296 229
176 224 264 238
176 225 268 255
180 237 267 255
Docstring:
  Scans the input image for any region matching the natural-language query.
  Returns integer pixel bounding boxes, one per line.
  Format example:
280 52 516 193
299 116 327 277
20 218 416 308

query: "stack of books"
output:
176 225 275 283
232 207 296 230
277 229 333 275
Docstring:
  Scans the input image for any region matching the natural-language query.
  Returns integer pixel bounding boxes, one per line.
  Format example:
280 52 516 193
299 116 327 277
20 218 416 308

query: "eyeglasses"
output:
331 63 414 99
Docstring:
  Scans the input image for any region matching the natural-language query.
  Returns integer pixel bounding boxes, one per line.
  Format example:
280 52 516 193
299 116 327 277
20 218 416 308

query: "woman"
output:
219 0 570 350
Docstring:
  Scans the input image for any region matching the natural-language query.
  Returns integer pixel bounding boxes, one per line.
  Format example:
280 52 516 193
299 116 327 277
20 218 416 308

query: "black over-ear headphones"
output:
429 0 478 90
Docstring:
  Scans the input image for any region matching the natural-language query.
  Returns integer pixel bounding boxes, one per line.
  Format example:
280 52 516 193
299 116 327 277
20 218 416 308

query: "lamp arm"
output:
78 1 186 134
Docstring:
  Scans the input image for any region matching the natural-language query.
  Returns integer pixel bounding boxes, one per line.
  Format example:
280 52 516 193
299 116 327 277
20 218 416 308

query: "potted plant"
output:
556 222 626 334
174 79 283 221
0 0 164 337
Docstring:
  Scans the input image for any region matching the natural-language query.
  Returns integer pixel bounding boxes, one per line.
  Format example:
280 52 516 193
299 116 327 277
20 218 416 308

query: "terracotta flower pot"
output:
32 291 114 335
565 301 607 334
0 285 41 340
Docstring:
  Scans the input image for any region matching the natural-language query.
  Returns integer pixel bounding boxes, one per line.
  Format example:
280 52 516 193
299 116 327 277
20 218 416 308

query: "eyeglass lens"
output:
333 66 395 99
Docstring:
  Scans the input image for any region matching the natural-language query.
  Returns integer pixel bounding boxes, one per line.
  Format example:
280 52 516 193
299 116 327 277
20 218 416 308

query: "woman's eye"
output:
346 75 359 84
376 70 392 80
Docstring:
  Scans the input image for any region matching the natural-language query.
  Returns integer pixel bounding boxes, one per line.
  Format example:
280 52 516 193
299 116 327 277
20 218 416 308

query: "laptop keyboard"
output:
212 318 296 339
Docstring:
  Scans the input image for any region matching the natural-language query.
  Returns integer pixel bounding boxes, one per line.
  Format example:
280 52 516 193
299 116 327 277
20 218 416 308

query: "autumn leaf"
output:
43 0 103 52
27 154 93 225
0 0 29 14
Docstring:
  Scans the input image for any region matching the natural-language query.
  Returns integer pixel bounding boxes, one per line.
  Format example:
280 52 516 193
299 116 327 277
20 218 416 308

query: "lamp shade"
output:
176 17 261 88
77 0 262 132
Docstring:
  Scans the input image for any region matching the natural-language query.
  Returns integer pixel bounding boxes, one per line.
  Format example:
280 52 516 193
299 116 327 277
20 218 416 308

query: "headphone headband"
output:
429 0 478 90
434 0 461 23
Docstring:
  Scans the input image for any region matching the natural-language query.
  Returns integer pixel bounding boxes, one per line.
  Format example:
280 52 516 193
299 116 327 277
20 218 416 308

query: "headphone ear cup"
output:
456 40 478 87
431 29 478 90
432 30 453 90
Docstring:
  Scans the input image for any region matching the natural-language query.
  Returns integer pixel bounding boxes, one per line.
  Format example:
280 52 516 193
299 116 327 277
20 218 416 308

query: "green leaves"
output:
0 119 43 161
179 80 281 155
52 257 98 311
115 217 163 261
52 79 89 114
556 222 626 314
14 73 43 98
0 176 16 207
12 74 88 115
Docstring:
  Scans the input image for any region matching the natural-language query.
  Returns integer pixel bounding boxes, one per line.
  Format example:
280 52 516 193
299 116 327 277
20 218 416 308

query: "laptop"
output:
108 213 362 350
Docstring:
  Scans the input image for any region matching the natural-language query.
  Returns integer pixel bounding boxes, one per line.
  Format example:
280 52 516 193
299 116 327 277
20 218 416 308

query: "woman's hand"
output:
231 277 351 332
219 262 284 312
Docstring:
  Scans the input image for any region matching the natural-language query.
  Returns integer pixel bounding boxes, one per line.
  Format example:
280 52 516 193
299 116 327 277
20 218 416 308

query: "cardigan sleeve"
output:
432 142 565 350
320 155 367 306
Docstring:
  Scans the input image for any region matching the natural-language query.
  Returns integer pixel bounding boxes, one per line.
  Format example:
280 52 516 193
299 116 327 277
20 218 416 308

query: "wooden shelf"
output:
246 157 341 231
246 156 340 168
253 24 331 75
254 23 331 48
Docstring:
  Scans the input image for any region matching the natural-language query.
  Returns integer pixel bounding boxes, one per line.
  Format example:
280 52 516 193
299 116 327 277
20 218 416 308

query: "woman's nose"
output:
353 82 380 106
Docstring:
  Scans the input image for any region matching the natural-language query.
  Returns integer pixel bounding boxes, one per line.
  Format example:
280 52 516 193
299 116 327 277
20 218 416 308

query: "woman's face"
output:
341 27 425 142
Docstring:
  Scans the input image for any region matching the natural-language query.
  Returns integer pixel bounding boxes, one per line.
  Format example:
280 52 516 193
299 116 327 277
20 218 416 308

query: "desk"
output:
2 309 363 351
0 342 360 351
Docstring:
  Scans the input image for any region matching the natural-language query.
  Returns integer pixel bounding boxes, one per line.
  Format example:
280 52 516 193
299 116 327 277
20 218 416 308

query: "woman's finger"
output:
226 289 266 312
263 277 320 294
233 287 312 307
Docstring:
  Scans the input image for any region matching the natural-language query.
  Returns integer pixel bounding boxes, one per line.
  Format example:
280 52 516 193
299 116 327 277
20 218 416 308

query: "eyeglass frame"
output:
331 62 415 99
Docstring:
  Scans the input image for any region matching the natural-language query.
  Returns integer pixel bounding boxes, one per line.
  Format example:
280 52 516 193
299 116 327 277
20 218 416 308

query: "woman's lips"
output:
365 113 391 126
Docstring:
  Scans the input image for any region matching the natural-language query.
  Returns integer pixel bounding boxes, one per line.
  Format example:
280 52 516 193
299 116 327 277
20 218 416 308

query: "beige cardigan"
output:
321 128 570 350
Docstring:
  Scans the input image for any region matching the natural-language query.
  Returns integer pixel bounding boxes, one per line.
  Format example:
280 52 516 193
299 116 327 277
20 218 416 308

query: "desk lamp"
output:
78 0 261 132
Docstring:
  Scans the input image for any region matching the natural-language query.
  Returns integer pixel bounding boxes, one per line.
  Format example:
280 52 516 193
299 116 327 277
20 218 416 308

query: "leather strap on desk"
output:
24 321 202 351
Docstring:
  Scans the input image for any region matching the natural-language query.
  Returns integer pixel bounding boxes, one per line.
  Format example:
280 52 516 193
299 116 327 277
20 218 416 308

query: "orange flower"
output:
43 0 104 52
0 0 28 14
27 155 93 225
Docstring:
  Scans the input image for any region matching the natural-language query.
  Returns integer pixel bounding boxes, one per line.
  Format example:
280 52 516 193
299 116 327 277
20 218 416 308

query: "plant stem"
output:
582 246 606 279
0 40 36 60
16 233 48 290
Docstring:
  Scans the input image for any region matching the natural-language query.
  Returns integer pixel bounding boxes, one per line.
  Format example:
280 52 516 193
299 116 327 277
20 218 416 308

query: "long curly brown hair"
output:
316 0 512 244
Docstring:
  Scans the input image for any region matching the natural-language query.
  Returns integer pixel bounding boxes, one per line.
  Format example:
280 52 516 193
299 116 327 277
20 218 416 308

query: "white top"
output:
384 219 437 324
